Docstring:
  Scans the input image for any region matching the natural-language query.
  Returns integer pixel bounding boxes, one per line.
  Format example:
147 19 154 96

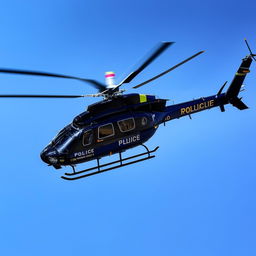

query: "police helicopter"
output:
0 40 254 180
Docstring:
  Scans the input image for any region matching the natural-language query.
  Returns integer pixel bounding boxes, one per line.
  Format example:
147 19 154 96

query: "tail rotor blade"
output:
244 39 256 61
133 50 204 89
245 39 253 55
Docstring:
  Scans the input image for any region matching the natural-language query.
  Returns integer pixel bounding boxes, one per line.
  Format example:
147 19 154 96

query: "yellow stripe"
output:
236 73 246 76
139 94 147 103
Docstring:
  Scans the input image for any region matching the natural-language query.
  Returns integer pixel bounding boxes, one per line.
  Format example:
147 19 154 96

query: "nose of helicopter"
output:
40 147 59 165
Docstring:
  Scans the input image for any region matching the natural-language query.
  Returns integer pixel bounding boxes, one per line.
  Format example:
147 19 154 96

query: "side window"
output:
118 118 135 132
83 130 93 146
98 123 114 139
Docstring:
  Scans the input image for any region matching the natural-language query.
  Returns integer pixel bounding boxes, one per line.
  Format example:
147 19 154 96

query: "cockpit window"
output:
51 124 80 153
98 123 114 139
118 118 135 132
52 125 74 145
83 130 93 146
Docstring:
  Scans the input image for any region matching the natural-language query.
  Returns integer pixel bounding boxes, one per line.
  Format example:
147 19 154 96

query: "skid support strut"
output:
61 145 159 181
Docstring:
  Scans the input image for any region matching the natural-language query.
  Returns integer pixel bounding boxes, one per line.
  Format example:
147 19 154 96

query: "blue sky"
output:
0 0 255 255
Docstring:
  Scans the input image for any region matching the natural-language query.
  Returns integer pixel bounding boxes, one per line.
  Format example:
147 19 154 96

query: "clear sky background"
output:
0 0 255 255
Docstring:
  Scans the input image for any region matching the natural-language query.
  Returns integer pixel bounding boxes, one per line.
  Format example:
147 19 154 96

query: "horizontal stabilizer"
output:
230 97 248 110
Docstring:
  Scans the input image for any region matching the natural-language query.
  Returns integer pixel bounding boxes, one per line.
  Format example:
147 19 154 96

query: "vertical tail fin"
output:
225 39 255 110
226 55 252 99
225 55 252 110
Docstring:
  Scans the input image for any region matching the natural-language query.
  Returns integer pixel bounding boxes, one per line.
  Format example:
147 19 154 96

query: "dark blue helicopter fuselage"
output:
40 96 159 167
40 92 228 169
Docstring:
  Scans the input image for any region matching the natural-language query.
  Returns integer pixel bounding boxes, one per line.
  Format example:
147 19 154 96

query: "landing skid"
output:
61 145 159 181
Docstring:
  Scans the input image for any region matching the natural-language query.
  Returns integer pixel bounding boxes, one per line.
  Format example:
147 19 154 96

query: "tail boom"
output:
159 94 227 123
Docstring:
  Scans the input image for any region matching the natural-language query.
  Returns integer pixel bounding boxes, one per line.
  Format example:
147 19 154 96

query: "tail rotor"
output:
244 39 256 61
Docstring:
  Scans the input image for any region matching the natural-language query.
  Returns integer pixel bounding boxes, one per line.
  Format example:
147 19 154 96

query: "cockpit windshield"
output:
51 124 79 146
73 111 91 128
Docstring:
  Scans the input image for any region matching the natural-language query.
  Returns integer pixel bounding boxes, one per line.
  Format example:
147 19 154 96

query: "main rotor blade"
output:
118 42 174 86
133 50 204 89
0 68 106 92
0 94 85 98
